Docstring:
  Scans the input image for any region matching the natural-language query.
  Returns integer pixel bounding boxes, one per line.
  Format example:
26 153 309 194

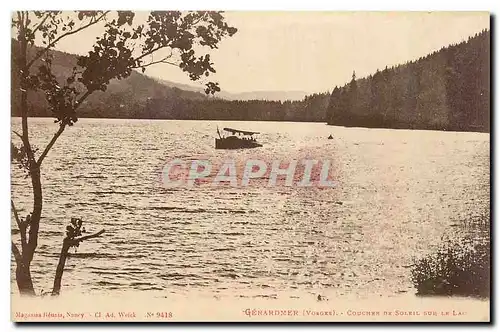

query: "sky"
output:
47 11 490 94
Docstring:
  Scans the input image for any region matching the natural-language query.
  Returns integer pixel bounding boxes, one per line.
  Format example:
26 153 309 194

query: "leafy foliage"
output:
12 10 237 126
411 225 490 298
11 142 38 174
11 142 30 172
65 218 84 248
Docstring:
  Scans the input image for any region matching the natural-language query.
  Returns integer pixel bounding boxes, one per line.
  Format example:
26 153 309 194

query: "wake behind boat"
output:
215 127 263 149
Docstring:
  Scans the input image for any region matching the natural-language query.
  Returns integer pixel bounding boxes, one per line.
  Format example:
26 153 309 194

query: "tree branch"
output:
75 229 105 242
12 200 28 253
37 89 93 166
70 229 105 245
11 241 22 264
11 200 22 228
36 122 66 166
132 45 165 65
190 13 206 27
31 12 51 35
17 12 23 32
133 56 178 69
12 131 23 140
12 130 32 163
27 11 110 69
17 13 36 168
25 11 30 33
74 89 93 109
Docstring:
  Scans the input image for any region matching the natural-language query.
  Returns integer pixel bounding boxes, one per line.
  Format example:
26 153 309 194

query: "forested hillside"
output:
11 42 328 121
327 30 490 132
11 41 209 119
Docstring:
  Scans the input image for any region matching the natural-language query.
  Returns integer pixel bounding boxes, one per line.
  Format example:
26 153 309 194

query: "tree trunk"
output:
15 261 35 296
52 239 70 296
13 13 42 295
26 166 43 263
51 229 104 296
13 167 43 296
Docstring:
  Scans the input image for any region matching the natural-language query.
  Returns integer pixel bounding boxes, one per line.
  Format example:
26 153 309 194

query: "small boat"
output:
328 134 334 139
216 127 263 149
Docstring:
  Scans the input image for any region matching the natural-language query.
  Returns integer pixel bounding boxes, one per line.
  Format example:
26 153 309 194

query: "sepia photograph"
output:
9 10 490 322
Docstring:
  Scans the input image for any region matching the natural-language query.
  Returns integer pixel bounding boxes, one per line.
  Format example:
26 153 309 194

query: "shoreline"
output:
9 117 491 134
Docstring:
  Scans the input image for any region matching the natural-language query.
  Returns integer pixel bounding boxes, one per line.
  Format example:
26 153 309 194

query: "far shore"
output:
9 117 491 134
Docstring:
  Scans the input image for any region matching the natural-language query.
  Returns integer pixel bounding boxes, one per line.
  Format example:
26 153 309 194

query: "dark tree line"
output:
131 92 330 122
327 29 490 132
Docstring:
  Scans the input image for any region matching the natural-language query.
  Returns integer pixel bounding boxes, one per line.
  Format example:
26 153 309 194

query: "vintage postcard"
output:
10 11 490 322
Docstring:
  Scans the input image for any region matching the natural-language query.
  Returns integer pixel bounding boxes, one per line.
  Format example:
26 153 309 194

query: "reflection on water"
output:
11 118 489 298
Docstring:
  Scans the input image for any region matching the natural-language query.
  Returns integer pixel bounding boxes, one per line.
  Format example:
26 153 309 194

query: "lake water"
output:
10 118 490 299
